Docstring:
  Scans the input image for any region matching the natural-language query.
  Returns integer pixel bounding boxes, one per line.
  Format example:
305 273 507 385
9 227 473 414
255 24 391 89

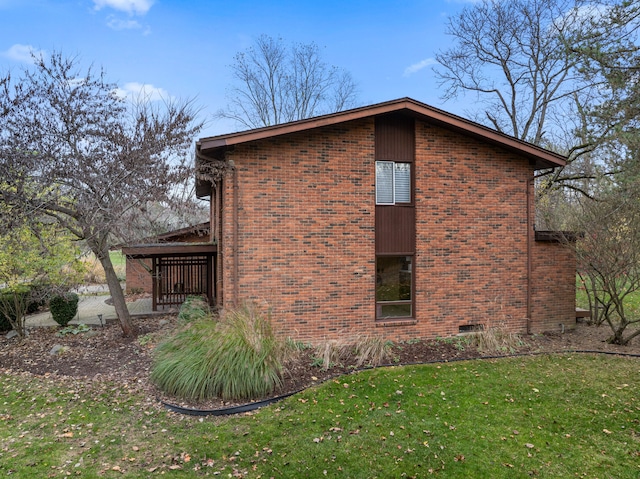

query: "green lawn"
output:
109 251 126 268
109 251 126 281
1 354 638 478
576 276 640 325
79 251 126 284
576 276 589 309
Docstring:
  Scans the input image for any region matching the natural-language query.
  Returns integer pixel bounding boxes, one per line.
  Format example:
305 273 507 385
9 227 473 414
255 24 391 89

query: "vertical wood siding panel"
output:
375 206 415 253
375 114 416 255
375 114 415 161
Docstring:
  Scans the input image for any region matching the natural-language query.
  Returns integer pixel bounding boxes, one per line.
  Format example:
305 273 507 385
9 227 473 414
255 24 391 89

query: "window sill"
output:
375 318 417 328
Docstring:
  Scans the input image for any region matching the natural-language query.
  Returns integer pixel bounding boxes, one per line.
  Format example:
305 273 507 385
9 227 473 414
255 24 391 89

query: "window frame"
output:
375 161 412 205
375 254 414 320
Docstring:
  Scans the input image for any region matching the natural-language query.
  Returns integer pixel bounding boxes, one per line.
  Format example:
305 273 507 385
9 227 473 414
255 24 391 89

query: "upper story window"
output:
376 161 411 205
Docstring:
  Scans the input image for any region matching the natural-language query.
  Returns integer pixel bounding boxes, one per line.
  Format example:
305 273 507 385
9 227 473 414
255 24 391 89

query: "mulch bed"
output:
1 314 639 413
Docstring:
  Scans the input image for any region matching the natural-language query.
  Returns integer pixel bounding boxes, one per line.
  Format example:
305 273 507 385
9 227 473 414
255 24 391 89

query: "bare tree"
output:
0 52 203 336
436 1 598 188
216 35 359 130
435 0 587 144
436 0 640 217
568 180 640 345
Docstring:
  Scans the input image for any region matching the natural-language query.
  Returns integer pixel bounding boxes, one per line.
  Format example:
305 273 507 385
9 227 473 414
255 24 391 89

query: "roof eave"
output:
122 242 217 258
196 97 566 171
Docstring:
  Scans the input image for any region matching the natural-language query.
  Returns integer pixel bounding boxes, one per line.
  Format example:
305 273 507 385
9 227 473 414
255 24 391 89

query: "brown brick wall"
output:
530 241 576 333
218 117 575 342
221 120 377 340
411 122 531 340
125 258 152 294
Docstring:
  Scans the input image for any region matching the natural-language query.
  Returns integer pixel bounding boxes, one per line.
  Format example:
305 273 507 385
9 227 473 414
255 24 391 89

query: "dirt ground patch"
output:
1 316 638 412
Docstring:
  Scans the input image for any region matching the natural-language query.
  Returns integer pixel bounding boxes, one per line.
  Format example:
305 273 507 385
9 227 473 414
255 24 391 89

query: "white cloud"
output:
554 3 609 31
106 15 142 30
2 44 46 63
114 82 170 102
93 0 154 16
403 58 437 77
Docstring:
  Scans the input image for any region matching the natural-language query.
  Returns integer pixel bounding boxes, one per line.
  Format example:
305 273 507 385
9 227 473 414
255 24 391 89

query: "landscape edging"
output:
159 350 640 416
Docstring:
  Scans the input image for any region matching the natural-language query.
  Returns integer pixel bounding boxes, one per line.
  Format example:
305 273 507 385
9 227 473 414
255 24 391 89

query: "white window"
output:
376 161 411 205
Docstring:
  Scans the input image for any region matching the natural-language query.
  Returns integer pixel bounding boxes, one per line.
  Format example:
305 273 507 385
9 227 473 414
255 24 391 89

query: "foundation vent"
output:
458 324 485 334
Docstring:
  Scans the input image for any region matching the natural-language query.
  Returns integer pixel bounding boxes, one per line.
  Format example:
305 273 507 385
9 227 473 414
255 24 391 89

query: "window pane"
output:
376 256 412 302
380 303 412 318
376 161 394 204
394 163 411 203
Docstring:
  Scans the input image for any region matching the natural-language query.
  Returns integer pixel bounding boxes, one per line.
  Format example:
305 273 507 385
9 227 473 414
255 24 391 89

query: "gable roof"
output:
154 222 210 242
196 98 566 195
115 222 210 252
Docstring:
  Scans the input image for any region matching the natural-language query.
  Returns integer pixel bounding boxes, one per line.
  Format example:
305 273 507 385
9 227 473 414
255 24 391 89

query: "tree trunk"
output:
96 247 137 337
608 333 625 345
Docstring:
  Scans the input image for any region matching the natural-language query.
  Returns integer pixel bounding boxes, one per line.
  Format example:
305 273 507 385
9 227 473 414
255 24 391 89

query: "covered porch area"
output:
122 243 217 311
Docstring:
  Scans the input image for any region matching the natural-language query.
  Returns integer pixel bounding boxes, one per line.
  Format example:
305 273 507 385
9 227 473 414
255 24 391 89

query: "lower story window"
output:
376 255 413 319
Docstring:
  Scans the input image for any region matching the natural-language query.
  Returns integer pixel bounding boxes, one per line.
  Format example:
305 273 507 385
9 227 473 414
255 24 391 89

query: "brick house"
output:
130 98 576 341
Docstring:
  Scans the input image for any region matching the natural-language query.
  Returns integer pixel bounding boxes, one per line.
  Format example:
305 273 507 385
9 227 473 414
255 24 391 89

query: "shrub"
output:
0 286 31 333
177 295 210 324
152 302 287 401
25 298 45 314
0 309 11 332
49 293 79 327
25 281 54 314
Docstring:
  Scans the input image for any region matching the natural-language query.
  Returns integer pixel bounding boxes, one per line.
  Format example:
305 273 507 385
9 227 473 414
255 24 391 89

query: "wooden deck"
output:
576 308 591 319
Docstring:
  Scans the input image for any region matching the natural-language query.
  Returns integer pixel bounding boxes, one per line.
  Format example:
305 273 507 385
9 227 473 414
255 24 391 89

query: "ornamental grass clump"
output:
214 304 285 399
470 323 526 354
312 337 351 370
177 295 210 324
353 335 394 368
151 303 287 401
312 335 394 370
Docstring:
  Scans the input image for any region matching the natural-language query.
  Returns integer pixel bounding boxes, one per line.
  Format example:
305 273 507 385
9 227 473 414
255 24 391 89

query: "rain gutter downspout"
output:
232 162 239 306
526 174 534 335
196 148 228 308
215 180 222 306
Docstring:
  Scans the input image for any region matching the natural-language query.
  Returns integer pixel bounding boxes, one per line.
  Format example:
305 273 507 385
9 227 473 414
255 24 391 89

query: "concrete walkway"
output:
24 285 174 328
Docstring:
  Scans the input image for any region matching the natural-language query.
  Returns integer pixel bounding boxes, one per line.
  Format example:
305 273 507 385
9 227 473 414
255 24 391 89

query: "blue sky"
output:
0 0 474 137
